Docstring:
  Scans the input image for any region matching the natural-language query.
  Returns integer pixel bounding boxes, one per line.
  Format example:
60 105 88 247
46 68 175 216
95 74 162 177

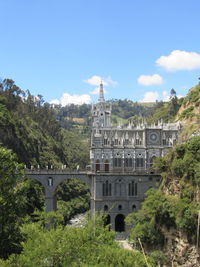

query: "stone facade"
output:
90 83 180 232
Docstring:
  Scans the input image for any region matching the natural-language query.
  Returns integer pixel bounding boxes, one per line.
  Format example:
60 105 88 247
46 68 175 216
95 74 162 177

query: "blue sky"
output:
1 0 200 105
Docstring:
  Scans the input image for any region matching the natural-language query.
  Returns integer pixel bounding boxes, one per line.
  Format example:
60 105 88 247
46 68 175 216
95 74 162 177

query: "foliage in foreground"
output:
1 217 157 267
126 137 200 250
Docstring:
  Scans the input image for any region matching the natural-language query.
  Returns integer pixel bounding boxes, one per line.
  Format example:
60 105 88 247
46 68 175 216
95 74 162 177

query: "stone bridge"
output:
26 170 92 212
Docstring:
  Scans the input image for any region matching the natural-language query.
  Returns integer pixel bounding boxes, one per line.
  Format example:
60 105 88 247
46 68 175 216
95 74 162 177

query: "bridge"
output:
26 170 92 212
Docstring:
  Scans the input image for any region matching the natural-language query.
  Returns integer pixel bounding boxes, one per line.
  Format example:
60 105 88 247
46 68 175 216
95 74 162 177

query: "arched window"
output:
95 160 100 172
48 177 53 186
128 181 137 196
102 180 112 196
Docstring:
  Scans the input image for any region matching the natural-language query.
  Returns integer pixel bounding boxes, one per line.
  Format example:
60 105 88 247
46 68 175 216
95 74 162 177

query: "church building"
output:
90 82 180 233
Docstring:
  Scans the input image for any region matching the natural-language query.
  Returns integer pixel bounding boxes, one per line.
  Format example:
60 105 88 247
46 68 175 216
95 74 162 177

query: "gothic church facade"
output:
90 83 180 232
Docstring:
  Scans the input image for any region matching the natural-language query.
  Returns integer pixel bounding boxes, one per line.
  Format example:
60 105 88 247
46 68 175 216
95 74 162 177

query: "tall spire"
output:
98 81 105 102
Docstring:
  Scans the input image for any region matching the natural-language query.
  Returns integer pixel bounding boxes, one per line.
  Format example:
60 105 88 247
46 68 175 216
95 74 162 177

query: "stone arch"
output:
26 173 91 212
115 214 125 232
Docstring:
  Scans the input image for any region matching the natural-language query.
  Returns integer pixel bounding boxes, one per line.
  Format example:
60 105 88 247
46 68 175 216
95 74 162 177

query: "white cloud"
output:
156 50 200 71
137 74 164 86
50 99 60 105
84 75 117 87
162 91 170 102
140 90 183 103
140 91 159 102
105 75 118 87
50 93 91 106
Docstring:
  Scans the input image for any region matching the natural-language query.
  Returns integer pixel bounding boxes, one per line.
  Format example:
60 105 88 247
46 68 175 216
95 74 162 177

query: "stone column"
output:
45 196 57 212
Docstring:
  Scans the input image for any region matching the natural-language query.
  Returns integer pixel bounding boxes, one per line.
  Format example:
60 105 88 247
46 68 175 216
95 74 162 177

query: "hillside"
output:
0 79 89 169
176 82 200 141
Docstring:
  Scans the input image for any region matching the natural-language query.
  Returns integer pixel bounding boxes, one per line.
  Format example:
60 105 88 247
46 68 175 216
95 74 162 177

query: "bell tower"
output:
91 82 112 128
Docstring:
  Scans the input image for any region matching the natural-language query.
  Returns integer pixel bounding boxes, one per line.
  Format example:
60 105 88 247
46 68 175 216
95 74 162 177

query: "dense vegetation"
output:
126 136 200 253
0 79 89 169
179 83 200 121
1 77 200 265
0 79 91 260
0 216 158 267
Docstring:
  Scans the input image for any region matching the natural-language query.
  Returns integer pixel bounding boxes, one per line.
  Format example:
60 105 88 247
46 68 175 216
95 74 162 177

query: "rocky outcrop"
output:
162 227 200 267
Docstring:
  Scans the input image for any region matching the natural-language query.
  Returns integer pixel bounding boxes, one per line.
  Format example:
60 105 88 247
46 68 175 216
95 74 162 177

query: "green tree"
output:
0 147 24 258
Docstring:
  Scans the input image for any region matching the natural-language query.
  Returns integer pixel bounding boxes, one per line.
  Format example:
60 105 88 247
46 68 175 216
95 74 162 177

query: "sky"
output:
0 0 200 105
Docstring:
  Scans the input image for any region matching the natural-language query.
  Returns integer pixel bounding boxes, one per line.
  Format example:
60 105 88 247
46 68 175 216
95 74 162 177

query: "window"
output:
48 177 53 186
114 158 122 167
136 139 141 145
125 158 133 167
102 180 112 196
125 139 129 145
128 181 137 196
136 158 144 168
118 205 122 211
163 139 167 145
95 160 100 172
104 139 108 145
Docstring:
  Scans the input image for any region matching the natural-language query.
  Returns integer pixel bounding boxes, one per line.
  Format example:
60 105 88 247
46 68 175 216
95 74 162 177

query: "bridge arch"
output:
25 171 91 212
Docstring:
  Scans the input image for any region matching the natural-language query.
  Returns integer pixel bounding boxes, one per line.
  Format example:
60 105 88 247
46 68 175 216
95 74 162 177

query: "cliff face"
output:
162 226 199 267
176 83 200 141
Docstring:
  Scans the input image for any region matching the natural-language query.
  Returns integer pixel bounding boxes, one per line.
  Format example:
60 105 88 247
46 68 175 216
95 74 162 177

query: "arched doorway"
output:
95 160 100 172
104 160 109 172
115 214 125 232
